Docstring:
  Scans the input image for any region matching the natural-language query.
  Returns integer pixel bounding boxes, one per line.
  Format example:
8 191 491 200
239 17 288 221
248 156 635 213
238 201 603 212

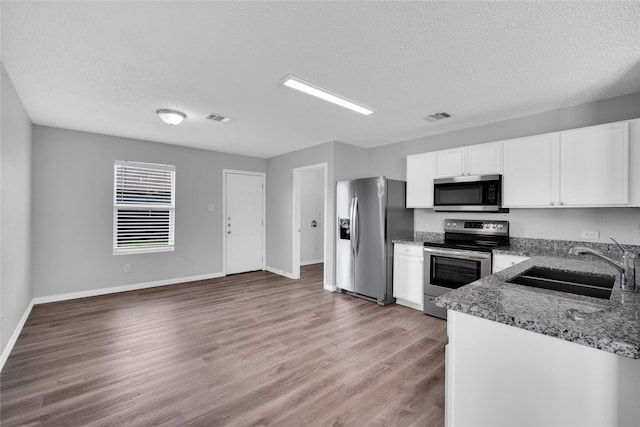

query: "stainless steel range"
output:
423 219 509 319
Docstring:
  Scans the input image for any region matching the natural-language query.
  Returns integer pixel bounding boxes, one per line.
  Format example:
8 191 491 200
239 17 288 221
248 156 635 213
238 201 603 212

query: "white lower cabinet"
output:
492 253 529 273
446 311 640 427
393 244 423 310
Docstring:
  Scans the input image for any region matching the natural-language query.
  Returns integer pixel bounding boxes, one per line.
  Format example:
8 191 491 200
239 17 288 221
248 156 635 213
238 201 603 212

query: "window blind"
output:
113 161 175 254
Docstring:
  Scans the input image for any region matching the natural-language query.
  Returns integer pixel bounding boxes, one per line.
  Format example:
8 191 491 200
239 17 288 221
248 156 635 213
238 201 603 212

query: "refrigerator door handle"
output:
353 196 359 254
349 197 356 255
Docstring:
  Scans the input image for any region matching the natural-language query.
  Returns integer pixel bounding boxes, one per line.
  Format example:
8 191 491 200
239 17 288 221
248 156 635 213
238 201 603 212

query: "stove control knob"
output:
498 224 504 229
492 224 497 228
452 223 457 227
484 224 490 228
446 222 451 227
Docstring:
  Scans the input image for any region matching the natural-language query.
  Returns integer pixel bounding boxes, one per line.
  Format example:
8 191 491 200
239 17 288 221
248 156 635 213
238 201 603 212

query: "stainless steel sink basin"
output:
506 266 615 299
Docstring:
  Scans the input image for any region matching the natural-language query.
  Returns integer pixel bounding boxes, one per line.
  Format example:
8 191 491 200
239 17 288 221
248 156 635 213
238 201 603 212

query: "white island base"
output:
446 311 640 426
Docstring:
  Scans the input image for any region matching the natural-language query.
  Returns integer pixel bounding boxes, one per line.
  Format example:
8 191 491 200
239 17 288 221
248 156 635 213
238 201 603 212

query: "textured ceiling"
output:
2 1 639 158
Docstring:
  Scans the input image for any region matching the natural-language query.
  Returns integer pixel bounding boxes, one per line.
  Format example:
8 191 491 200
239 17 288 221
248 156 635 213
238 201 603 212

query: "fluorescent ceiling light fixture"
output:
281 75 375 116
156 109 187 125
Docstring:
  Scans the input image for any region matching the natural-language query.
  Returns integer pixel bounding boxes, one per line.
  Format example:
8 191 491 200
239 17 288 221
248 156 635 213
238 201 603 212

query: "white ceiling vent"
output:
423 112 451 121
205 113 231 123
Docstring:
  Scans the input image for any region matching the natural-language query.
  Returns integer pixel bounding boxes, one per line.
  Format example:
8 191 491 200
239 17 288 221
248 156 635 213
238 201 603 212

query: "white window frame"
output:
113 160 176 255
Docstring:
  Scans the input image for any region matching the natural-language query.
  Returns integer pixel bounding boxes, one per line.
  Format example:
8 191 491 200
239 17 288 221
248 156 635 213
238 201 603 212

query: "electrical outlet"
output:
124 264 131 273
581 231 600 239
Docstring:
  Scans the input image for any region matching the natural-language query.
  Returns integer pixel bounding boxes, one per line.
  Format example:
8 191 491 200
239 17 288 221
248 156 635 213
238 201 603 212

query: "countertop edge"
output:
437 298 640 359
435 256 640 359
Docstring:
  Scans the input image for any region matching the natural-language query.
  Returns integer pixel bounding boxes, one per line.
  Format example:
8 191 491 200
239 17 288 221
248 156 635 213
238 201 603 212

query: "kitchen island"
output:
435 256 640 427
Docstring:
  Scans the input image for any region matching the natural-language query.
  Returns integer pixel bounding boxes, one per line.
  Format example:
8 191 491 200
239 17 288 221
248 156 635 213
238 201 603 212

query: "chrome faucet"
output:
569 237 637 291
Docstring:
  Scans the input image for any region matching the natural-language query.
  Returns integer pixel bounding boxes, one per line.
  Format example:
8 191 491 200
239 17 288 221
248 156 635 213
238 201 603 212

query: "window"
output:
113 160 175 255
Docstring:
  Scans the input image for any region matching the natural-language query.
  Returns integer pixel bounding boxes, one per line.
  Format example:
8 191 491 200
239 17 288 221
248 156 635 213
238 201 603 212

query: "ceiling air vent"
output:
204 113 231 123
424 112 451 121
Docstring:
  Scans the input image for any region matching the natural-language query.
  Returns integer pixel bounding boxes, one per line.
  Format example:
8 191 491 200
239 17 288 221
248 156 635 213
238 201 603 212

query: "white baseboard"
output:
33 272 225 305
300 259 323 266
395 298 423 311
1 301 34 372
265 266 296 279
324 282 337 292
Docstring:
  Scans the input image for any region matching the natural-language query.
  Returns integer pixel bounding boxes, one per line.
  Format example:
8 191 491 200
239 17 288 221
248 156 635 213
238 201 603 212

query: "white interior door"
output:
225 171 264 275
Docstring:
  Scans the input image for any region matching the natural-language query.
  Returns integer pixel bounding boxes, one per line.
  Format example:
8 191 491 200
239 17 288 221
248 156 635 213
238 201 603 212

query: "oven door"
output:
423 247 492 293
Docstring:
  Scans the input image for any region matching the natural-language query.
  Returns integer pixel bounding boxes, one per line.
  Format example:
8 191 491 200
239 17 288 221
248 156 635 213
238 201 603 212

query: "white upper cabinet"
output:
408 119 638 210
467 142 503 176
503 121 630 207
435 142 502 178
406 152 436 208
559 122 629 206
628 119 640 206
503 133 560 207
435 148 466 178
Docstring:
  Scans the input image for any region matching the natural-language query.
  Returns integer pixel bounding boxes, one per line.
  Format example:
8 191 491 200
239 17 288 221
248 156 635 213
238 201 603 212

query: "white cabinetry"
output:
503 121 629 207
406 152 436 208
393 244 423 310
503 133 559 207
407 119 639 209
445 311 640 427
435 142 502 178
560 122 628 205
492 253 529 273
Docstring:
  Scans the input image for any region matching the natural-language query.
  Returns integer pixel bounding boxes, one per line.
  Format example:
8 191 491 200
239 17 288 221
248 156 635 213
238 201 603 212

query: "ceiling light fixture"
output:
281 74 375 116
156 109 187 125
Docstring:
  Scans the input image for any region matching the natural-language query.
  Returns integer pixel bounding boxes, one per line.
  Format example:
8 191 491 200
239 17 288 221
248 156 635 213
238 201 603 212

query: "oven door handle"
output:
423 247 491 261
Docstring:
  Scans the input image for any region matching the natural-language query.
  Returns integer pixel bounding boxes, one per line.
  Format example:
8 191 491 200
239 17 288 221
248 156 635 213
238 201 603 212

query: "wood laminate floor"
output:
1 264 447 426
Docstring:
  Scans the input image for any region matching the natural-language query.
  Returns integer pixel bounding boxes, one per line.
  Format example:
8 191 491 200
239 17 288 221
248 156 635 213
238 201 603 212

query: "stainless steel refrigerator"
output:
336 177 414 305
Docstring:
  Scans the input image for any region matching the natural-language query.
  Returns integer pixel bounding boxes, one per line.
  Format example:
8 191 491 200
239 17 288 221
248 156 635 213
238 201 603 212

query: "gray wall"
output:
1 65 33 352
366 92 640 245
32 126 266 297
369 92 640 180
265 140 372 287
266 142 334 280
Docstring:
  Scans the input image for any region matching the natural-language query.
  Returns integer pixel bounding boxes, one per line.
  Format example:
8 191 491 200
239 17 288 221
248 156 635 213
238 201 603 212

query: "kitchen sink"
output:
506 266 615 299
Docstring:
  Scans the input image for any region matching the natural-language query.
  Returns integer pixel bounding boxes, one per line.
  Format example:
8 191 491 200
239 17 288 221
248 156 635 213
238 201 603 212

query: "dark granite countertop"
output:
393 233 444 246
493 237 640 259
435 256 640 358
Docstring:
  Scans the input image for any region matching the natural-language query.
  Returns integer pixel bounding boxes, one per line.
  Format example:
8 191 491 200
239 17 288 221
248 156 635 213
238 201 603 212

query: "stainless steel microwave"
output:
433 174 508 212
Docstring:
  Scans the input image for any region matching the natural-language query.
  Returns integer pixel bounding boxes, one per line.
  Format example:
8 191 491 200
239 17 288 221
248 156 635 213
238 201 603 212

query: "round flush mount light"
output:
156 109 186 125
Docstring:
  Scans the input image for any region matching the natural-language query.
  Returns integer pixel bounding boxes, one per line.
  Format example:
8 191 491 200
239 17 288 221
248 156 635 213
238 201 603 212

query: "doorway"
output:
292 163 327 282
223 170 265 275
